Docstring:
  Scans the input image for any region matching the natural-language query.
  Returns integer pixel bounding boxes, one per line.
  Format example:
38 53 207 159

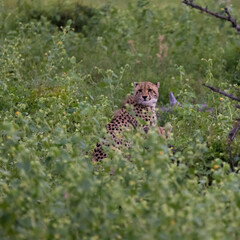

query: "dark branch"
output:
182 0 240 35
228 119 240 172
203 84 240 102
234 104 240 109
228 144 235 172
228 119 240 143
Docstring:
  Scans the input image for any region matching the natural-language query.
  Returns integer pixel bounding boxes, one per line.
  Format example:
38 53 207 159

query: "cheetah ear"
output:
155 82 160 88
134 82 139 88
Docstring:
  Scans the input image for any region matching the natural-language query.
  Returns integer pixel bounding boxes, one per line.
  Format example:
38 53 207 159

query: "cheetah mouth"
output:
139 99 157 106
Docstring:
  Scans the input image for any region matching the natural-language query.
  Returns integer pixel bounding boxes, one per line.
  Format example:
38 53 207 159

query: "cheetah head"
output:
134 82 160 107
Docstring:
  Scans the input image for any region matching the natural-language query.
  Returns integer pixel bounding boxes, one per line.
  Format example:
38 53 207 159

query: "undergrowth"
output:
0 0 240 239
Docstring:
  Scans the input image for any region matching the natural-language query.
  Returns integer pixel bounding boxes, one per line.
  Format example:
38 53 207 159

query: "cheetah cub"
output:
92 81 166 162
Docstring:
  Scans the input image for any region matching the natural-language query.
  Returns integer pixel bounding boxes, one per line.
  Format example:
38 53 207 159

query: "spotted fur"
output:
92 82 160 162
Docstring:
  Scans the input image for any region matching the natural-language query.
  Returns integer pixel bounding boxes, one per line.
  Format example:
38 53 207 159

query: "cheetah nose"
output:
142 96 147 101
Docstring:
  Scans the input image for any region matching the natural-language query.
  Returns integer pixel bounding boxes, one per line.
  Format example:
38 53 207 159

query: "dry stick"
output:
182 0 240 35
228 145 234 172
228 119 240 172
228 119 240 143
203 84 240 102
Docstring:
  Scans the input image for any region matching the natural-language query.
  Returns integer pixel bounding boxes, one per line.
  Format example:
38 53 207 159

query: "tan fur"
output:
92 82 161 162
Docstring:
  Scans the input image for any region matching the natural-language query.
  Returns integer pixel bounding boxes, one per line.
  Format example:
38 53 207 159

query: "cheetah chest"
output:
133 104 157 127
106 104 157 137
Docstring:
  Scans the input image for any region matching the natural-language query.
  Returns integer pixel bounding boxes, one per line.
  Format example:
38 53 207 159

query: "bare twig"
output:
227 119 240 172
228 119 240 143
203 83 240 102
234 104 240 109
228 144 235 172
182 0 240 35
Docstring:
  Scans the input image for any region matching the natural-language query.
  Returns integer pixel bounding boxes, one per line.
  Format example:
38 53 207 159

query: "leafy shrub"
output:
24 3 99 34
0 0 240 239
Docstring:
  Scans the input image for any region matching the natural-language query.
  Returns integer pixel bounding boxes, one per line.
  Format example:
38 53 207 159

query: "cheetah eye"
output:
138 89 142 93
148 89 152 92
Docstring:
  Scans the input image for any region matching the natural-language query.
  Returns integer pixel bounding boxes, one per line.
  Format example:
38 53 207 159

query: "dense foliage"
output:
0 0 240 239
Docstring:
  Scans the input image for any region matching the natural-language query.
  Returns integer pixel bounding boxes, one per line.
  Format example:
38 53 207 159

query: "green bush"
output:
0 0 240 239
